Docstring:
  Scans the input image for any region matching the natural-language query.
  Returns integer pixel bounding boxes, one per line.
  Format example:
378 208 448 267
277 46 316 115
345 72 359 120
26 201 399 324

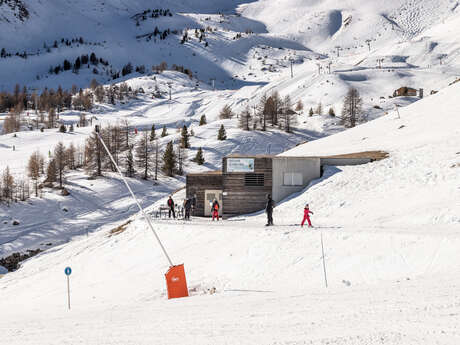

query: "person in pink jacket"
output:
301 203 314 228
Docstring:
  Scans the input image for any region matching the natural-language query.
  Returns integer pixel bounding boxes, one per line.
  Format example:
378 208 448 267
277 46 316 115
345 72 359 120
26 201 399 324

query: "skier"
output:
167 196 175 219
301 203 314 228
211 198 220 221
184 198 192 220
265 194 274 226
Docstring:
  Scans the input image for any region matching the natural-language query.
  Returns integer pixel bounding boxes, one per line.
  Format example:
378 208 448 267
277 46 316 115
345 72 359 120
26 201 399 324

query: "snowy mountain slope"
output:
2 0 460 262
0 81 460 344
278 81 460 228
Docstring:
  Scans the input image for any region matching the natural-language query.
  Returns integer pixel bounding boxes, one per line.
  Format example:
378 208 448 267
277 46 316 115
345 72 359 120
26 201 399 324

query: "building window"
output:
283 172 303 186
245 173 264 186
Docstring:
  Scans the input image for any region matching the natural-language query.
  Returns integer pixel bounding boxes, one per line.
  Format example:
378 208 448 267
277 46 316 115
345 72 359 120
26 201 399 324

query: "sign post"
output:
65 267 72 310
320 232 328 288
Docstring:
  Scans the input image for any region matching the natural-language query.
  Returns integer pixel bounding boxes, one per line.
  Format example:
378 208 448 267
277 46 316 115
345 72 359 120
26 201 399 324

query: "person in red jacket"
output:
301 203 314 228
211 199 220 221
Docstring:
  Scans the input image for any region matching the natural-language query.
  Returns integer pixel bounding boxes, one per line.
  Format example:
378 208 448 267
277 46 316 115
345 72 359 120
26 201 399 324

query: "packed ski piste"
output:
1 0 460 344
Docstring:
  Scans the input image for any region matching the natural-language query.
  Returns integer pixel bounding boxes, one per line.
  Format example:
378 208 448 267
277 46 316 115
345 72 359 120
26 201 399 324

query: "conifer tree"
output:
180 125 190 148
162 141 176 177
328 107 335 117
309 107 314 117
193 147 205 165
199 114 207 126
149 124 156 141
217 124 227 140
125 145 135 177
161 125 168 137
46 159 57 184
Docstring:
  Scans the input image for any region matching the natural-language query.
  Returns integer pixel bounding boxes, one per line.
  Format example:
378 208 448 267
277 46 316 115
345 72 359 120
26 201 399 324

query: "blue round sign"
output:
65 267 72 276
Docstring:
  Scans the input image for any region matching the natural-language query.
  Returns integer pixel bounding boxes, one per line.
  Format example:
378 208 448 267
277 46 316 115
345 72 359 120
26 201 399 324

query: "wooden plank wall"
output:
186 174 223 216
222 157 273 217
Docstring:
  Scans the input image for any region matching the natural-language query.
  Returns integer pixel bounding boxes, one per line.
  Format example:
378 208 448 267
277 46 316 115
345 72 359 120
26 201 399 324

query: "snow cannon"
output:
95 125 189 300
165 264 189 299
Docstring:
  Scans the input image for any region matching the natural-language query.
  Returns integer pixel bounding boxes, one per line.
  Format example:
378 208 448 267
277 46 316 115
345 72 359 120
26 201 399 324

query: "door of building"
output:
204 190 223 216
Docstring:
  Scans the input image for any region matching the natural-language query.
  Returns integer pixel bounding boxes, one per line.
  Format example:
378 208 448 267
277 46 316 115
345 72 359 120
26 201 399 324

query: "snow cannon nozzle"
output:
95 125 100 133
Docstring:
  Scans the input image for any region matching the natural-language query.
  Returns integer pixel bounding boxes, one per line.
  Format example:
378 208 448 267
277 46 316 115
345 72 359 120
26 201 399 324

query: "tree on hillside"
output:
328 107 335 117
295 99 304 113
219 104 234 119
162 141 177 177
125 144 135 177
238 106 252 131
161 125 168 137
54 142 67 188
149 124 156 141
153 139 160 180
85 130 104 176
67 143 76 170
199 114 207 126
309 107 314 117
1 166 14 205
135 131 152 179
28 151 43 197
282 95 297 133
2 110 21 134
193 147 205 165
180 125 190 148
47 108 56 128
341 88 364 128
316 102 323 116
256 94 269 131
45 159 57 184
217 124 227 140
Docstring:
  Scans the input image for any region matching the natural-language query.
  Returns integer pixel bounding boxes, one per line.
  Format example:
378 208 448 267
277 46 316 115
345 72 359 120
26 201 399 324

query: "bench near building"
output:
186 152 386 218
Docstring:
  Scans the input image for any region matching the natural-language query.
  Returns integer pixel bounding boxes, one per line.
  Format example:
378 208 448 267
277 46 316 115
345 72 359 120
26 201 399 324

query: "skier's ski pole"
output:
95 125 174 267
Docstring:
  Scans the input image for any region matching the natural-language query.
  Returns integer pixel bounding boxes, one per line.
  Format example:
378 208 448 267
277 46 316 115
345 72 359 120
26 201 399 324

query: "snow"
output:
1 76 460 344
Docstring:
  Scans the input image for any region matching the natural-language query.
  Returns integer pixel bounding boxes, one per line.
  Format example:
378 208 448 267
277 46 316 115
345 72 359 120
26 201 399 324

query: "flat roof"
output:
225 154 275 158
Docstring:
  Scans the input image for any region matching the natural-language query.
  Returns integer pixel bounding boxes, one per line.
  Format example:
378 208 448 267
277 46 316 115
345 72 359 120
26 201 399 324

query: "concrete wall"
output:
320 158 372 166
272 157 321 203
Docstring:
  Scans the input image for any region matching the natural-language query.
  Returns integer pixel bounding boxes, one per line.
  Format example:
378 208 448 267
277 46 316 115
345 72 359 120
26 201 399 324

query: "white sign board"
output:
227 158 255 173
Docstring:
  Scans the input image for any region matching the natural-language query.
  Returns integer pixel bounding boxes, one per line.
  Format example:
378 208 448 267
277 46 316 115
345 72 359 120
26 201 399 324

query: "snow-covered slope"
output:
0 69 459 344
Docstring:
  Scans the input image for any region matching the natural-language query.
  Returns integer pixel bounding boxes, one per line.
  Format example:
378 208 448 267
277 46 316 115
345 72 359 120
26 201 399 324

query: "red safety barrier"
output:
165 264 189 299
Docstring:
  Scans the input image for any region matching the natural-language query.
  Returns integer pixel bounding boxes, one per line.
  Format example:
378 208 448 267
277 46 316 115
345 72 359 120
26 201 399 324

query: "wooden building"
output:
222 155 273 217
186 171 223 217
186 152 385 218
393 86 417 97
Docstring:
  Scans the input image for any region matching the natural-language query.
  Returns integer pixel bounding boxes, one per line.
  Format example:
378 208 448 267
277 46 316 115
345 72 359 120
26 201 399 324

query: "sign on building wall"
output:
227 158 255 173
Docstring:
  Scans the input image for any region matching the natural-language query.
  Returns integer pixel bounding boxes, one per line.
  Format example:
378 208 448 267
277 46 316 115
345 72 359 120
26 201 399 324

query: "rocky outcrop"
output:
0 249 42 272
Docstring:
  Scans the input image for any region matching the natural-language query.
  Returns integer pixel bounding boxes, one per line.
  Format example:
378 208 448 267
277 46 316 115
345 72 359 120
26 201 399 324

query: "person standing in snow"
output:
265 194 275 226
184 198 192 220
211 198 220 221
167 196 175 219
301 203 314 228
